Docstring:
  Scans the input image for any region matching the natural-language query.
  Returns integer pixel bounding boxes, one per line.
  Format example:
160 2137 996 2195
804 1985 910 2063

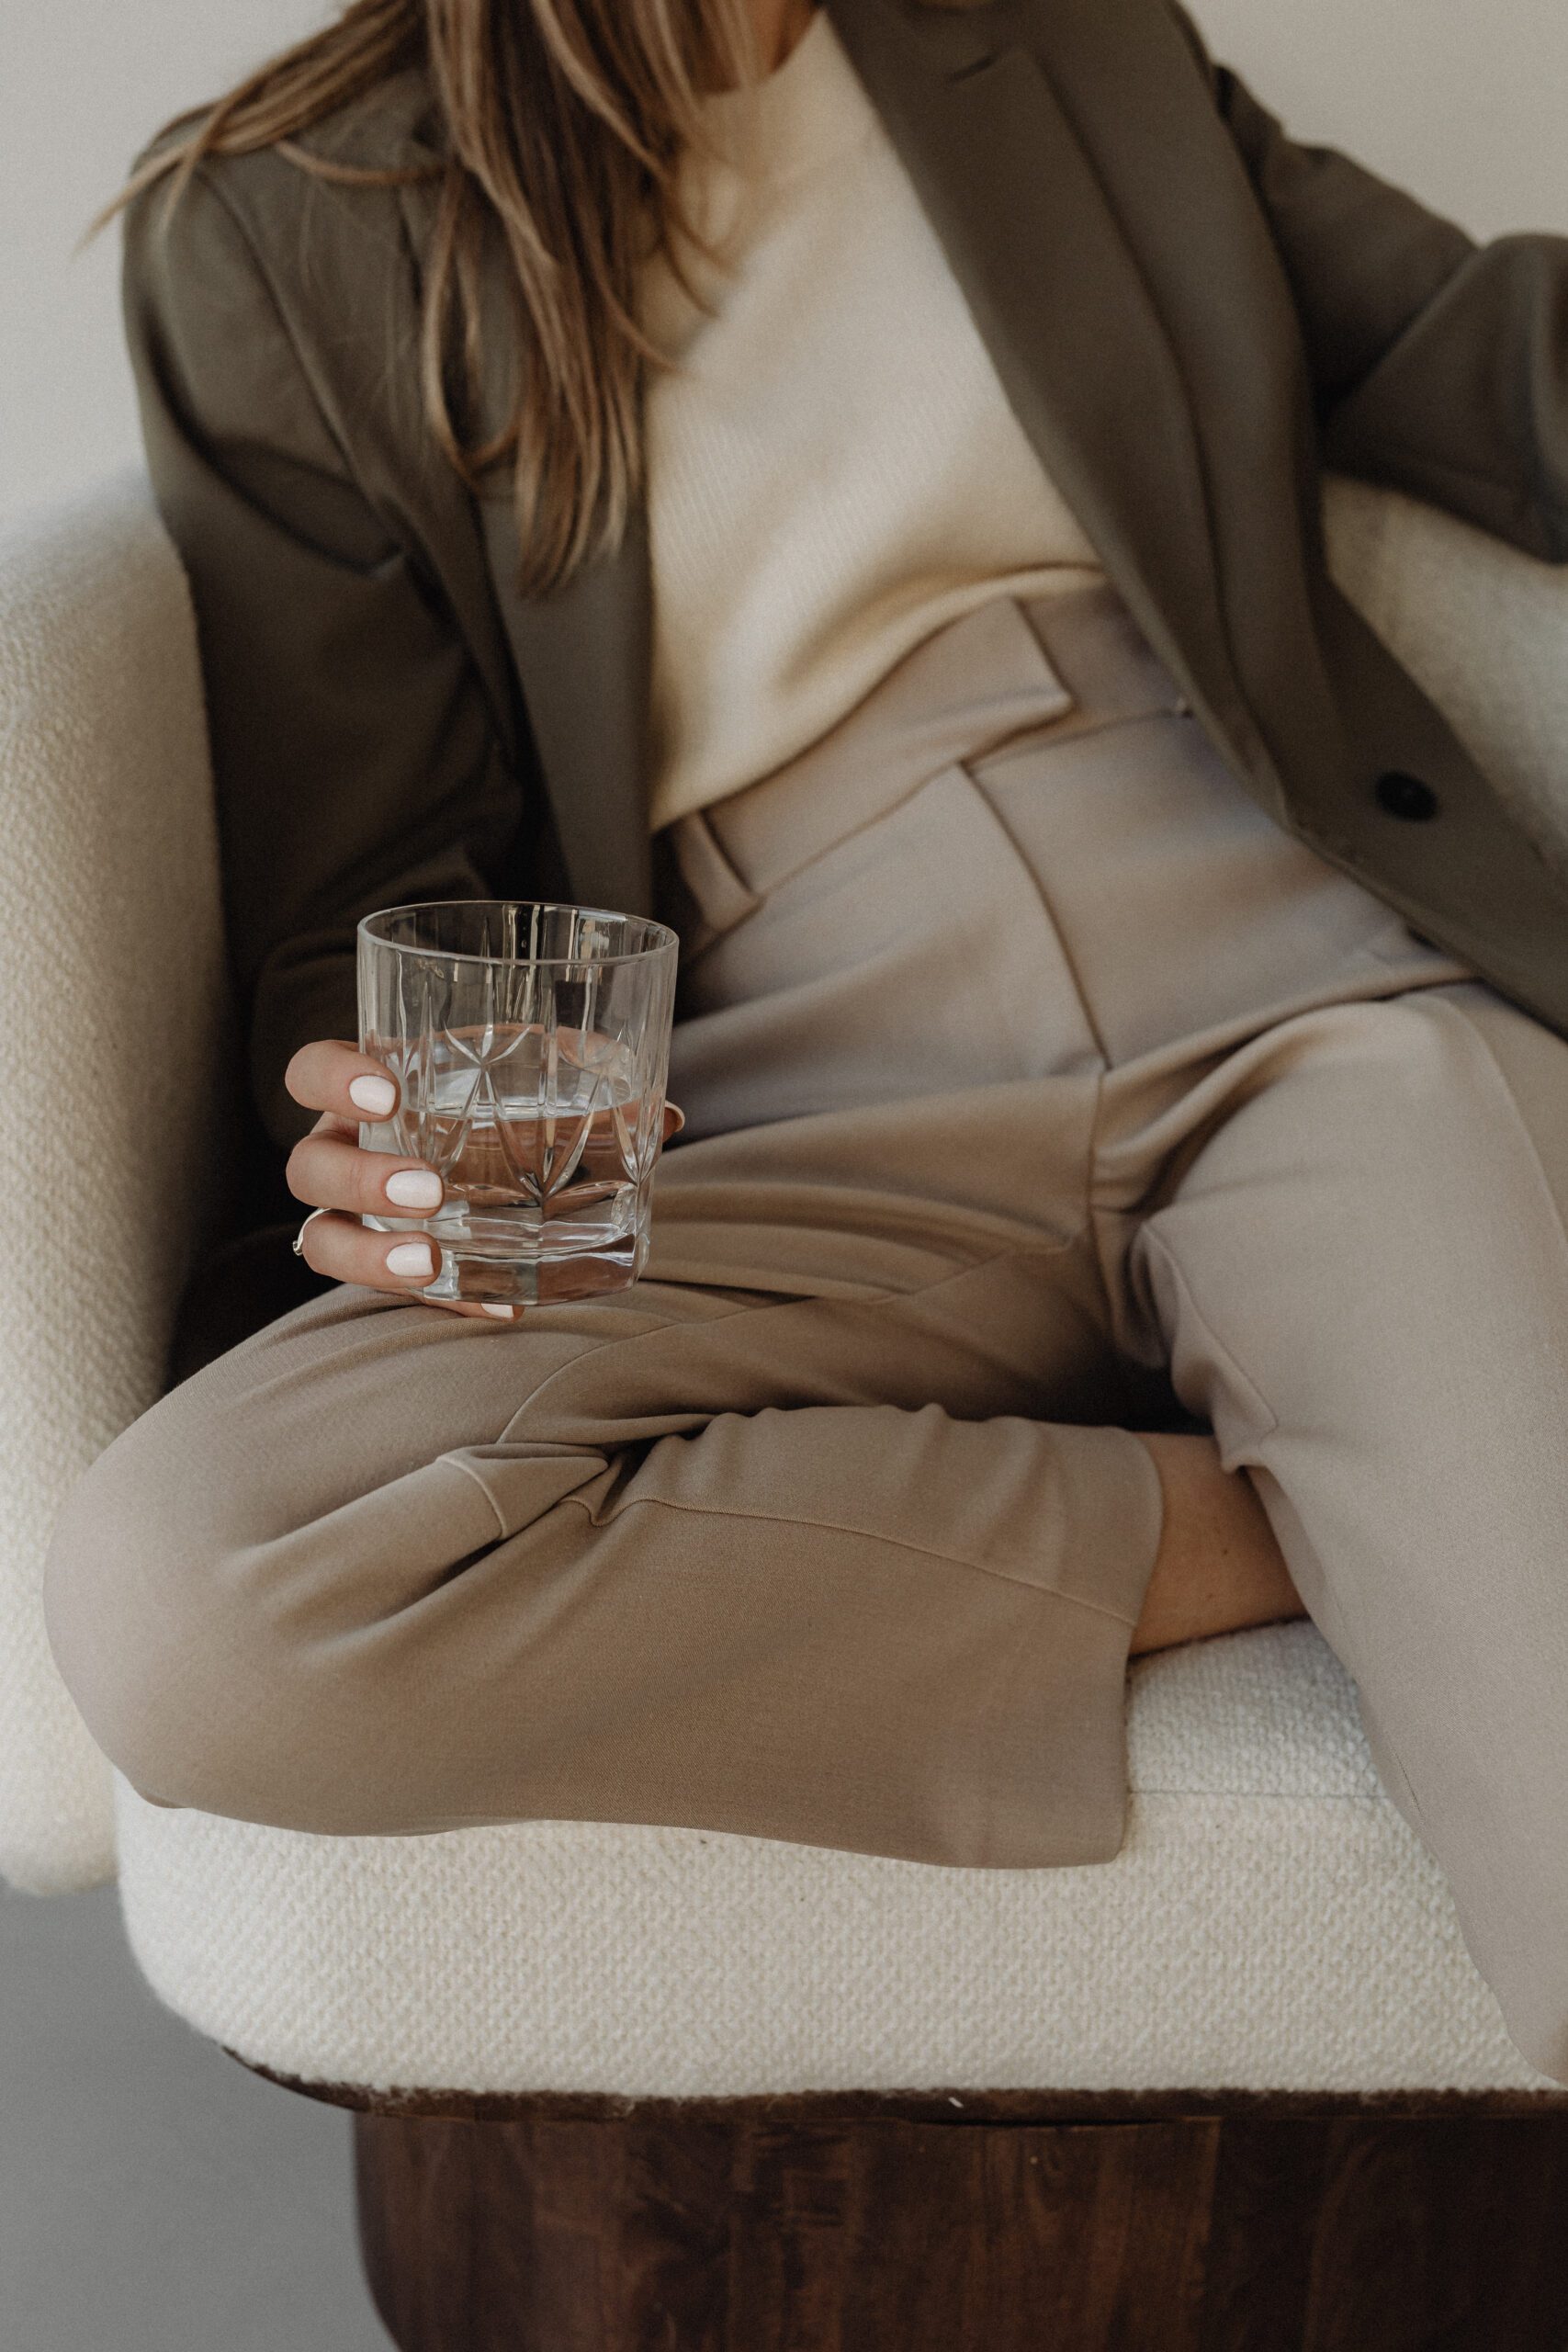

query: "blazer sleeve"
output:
122 161 524 1156
1164 0 1568 564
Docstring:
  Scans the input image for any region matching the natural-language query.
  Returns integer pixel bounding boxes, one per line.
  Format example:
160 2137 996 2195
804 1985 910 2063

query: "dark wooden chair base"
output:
327 2085 1568 2350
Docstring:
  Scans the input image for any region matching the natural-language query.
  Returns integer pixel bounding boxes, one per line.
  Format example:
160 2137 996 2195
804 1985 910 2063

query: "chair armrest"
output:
0 473 234 1892
1323 469 1568 871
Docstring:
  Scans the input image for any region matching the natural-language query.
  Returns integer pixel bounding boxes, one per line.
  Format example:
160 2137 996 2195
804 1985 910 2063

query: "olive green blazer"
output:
123 0 1568 1164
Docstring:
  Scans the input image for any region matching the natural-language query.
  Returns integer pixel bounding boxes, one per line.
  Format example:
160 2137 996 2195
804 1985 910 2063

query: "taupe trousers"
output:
43 583 1568 2079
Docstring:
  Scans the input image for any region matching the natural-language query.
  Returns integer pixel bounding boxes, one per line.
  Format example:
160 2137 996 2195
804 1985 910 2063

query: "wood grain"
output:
355 2101 1568 2350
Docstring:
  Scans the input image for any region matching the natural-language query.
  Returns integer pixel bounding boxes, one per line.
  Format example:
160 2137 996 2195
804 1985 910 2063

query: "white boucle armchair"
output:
6 469 1568 2347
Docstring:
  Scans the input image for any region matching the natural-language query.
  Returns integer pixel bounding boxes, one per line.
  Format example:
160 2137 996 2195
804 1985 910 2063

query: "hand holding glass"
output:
356 900 680 1307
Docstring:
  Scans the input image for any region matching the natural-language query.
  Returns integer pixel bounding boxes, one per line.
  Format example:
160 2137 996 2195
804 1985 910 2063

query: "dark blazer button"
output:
1374 770 1439 820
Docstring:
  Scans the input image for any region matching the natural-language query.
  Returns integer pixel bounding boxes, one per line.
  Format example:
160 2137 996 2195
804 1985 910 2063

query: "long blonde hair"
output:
108 0 975 595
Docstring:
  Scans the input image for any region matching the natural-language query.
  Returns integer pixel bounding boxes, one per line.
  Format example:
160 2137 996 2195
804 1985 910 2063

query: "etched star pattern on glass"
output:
357 901 679 1306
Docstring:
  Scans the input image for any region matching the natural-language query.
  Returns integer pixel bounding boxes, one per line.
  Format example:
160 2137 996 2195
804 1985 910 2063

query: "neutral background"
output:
2 3 1566 2347
4 0 1568 522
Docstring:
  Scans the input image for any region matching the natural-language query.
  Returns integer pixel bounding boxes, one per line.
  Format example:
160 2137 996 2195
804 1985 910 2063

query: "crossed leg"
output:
42 1083 1178 1871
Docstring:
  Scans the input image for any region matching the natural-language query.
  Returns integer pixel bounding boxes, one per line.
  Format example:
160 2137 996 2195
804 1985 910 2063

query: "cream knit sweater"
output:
638 5 1105 832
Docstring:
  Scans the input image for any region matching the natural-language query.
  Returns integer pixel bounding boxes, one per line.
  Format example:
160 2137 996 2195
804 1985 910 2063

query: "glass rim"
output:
357 899 681 969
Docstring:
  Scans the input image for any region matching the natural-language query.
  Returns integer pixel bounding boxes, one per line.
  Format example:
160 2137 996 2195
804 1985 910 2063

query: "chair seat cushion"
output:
111 1619 1550 2098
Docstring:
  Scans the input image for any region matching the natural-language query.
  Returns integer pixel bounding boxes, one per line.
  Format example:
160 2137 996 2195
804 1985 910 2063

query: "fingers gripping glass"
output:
356 900 680 1307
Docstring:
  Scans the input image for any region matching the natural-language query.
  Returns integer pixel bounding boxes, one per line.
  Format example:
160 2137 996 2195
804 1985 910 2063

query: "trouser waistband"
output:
660 581 1190 944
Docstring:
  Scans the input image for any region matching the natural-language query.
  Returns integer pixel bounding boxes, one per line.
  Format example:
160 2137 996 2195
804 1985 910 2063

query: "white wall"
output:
5 0 1568 523
1190 0 1568 242
2 0 329 523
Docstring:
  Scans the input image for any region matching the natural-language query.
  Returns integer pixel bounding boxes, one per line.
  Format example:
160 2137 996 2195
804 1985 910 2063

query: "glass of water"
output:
356 900 680 1306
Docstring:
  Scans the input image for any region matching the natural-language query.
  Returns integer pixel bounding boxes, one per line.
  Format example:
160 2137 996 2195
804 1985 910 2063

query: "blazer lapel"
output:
479 494 656 920
823 0 1280 810
394 155 657 919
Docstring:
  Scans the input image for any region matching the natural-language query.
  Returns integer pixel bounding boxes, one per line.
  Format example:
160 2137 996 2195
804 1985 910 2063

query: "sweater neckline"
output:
695 8 872 187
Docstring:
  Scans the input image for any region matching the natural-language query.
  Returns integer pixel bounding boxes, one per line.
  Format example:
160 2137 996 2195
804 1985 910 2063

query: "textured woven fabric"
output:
1320 475 1568 882
7 469 1568 2089
0 478 232 1894
114 1623 1554 2094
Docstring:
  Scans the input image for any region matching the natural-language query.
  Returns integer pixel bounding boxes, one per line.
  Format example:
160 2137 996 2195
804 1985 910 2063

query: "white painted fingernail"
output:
481 1303 518 1320
385 1169 443 1209
350 1074 397 1115
387 1241 434 1279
